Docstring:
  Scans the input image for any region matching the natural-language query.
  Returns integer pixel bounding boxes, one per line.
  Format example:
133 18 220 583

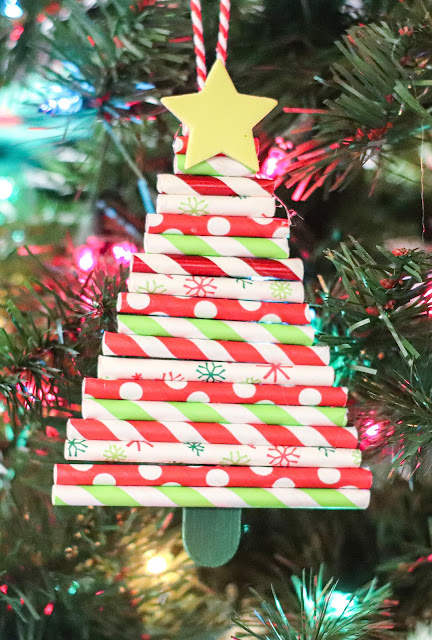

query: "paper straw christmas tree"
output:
52 58 371 568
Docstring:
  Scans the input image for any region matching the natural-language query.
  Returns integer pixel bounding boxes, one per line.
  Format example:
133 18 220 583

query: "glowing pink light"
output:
260 147 290 180
76 247 96 272
111 242 137 265
365 423 380 437
425 281 432 316
44 603 54 616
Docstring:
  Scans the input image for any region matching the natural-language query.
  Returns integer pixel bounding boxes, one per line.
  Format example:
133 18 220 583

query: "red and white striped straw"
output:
216 0 231 65
190 0 207 90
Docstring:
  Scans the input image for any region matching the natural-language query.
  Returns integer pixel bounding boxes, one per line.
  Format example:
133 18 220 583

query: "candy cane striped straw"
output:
190 0 207 90
216 0 231 65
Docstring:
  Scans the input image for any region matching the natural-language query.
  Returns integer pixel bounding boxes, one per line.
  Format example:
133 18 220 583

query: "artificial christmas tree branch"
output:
317 239 432 473
283 3 432 197
233 568 395 640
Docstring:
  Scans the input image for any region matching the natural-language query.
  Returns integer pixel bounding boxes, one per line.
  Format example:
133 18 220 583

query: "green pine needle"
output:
233 568 395 640
317 239 432 473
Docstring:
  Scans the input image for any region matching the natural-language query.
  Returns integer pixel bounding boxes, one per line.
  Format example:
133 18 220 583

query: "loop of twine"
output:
190 0 231 90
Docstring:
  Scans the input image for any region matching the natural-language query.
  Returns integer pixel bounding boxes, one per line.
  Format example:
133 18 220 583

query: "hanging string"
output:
189 0 232 90
216 0 231 65
190 0 207 90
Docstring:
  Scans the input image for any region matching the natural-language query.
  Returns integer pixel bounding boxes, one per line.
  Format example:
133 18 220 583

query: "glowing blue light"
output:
135 82 155 91
40 86 83 115
0 178 14 200
2 0 23 18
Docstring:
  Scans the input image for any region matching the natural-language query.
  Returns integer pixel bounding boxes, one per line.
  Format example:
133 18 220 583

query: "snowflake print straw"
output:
64 440 360 467
53 1 370 568
97 356 337 387
128 273 305 302
156 194 275 217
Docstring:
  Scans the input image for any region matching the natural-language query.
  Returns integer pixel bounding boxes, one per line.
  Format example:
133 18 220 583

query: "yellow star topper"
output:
161 60 277 172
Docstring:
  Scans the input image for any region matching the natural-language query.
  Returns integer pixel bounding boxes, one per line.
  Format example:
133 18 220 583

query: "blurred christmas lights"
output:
304 590 358 618
111 242 136 265
0 178 14 201
259 137 294 185
39 85 83 116
146 555 168 575
75 245 96 272
1 0 23 18
74 239 138 272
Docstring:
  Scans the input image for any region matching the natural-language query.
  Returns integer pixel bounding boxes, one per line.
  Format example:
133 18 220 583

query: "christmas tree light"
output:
1 0 23 19
146 555 168 575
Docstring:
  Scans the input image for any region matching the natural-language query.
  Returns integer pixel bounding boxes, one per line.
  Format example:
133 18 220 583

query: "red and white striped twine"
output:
216 0 231 65
190 0 207 90
189 0 232 90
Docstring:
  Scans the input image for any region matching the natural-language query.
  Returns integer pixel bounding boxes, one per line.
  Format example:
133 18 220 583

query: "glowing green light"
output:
68 581 80 595
328 591 357 617
11 230 24 242
305 591 357 618
5 425 14 442
0 178 14 201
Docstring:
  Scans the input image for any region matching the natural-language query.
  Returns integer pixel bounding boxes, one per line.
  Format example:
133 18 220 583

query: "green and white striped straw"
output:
117 315 314 345
53 486 370 509
144 234 290 259
174 154 255 177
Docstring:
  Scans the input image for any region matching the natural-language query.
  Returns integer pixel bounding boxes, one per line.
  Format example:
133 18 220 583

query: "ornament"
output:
52 0 371 568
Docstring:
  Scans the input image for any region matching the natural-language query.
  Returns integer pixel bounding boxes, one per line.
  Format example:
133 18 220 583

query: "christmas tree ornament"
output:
52 0 371 568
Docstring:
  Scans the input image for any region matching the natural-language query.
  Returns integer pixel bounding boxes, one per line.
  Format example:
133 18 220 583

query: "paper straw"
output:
68 418 356 446
156 194 275 217
97 356 336 386
64 439 360 467
173 136 260 156
156 174 274 197
81 399 347 426
83 379 348 406
145 214 288 237
52 485 370 509
117 293 311 324
131 254 302 280
117 315 315 345
128 273 305 303
102 333 329 366
143 234 290 259
174 154 255 177
54 464 372 489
